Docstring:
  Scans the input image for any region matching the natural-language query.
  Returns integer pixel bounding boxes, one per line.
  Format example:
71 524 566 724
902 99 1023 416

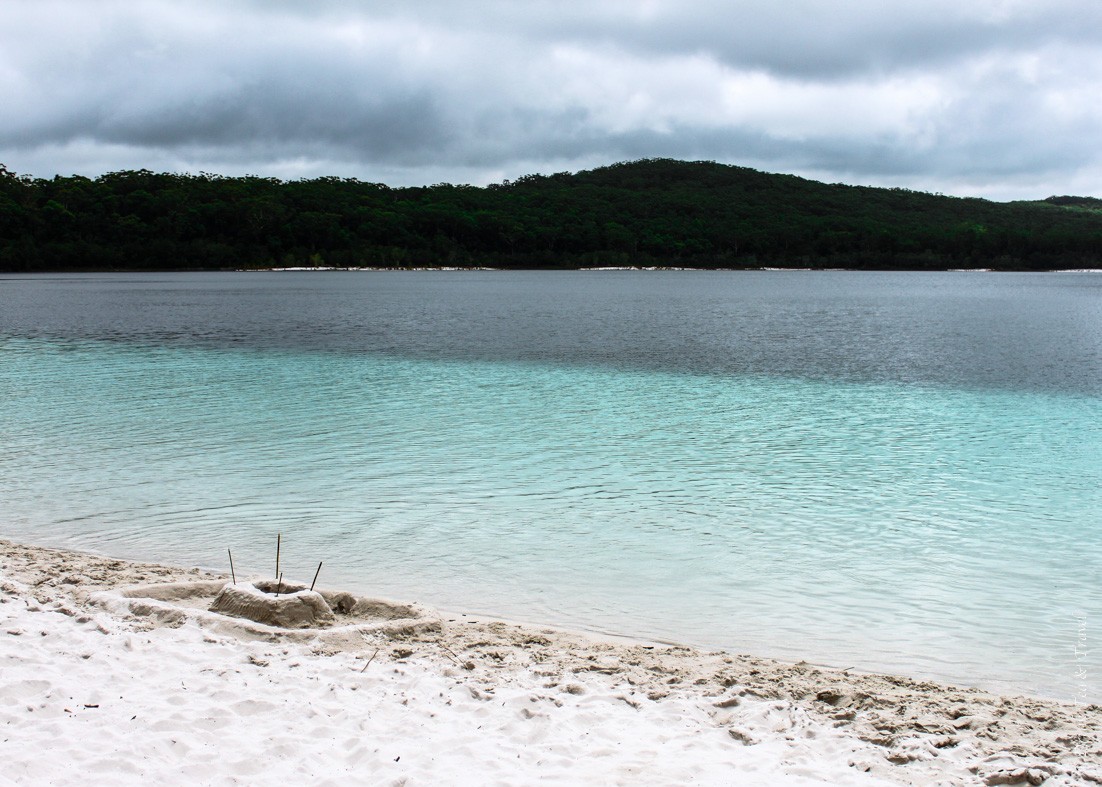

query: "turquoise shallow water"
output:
1 271 1099 700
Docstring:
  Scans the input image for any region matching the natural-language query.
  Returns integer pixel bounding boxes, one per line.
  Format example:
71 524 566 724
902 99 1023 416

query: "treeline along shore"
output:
2 158 1101 272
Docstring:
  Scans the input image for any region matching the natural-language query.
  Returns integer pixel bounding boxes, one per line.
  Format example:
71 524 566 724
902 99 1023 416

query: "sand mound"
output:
90 577 441 645
209 581 336 628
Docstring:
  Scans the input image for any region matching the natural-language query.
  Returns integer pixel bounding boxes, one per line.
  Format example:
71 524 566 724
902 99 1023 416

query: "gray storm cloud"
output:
1 0 1100 199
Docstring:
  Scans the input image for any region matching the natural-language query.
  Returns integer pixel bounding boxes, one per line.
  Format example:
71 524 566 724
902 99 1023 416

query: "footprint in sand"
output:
230 698 281 716
0 679 51 701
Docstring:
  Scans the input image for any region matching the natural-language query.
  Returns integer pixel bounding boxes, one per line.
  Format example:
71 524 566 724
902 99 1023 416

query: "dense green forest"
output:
2 158 1101 271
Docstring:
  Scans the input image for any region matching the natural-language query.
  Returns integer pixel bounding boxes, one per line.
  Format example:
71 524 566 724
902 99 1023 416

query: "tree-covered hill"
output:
2 159 1101 271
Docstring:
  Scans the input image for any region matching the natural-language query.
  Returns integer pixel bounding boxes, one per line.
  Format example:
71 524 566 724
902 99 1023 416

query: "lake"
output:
1 270 1099 700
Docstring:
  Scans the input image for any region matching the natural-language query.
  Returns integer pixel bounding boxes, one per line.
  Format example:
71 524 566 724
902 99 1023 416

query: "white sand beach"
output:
1 539 1098 786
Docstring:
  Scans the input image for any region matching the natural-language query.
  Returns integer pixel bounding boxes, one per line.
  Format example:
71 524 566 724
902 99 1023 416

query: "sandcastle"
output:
209 580 339 628
92 576 441 645
90 536 441 643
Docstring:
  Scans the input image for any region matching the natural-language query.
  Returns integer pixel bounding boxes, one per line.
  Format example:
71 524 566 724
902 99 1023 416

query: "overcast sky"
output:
3 0 1101 200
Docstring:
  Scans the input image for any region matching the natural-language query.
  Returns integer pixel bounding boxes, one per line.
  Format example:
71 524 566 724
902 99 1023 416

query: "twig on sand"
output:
227 549 236 584
275 533 281 580
275 573 283 597
438 644 462 666
309 561 322 592
360 648 380 672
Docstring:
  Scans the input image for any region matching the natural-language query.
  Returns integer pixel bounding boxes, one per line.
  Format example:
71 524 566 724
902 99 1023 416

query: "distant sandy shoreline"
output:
2 537 1099 785
244 266 1102 273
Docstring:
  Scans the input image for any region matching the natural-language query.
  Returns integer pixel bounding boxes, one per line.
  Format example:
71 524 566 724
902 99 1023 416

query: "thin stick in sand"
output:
275 533 281 580
228 549 236 584
309 562 322 592
360 648 380 672
276 572 283 597
438 644 462 666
